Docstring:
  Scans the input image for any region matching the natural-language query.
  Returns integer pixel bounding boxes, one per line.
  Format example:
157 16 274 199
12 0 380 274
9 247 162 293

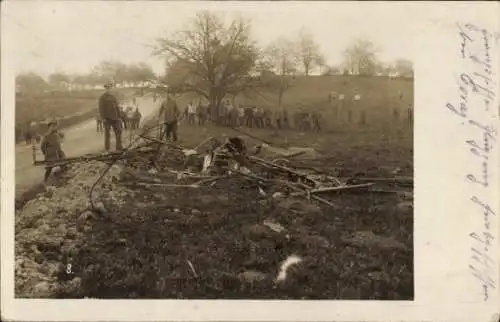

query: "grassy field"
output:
15 88 139 142
161 75 413 131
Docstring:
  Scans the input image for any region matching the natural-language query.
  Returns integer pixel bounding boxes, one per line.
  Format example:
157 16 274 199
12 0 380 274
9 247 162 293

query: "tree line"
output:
154 11 413 116
16 61 156 93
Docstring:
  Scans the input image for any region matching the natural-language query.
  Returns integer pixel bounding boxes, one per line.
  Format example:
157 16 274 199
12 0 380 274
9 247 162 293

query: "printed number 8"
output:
66 264 72 274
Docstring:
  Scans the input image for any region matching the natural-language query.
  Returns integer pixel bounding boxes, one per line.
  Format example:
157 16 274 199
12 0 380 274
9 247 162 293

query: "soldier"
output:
132 95 137 107
253 107 263 128
274 109 282 129
282 109 289 129
197 102 207 126
187 100 197 125
311 112 322 132
224 100 233 126
132 107 142 129
158 91 180 142
98 81 123 151
219 102 227 126
237 104 245 127
40 120 67 182
244 106 254 128
229 104 239 127
263 108 272 128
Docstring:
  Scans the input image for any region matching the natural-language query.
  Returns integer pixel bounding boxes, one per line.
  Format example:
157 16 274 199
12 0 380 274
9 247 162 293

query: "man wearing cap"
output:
98 82 123 151
158 91 180 142
40 121 67 182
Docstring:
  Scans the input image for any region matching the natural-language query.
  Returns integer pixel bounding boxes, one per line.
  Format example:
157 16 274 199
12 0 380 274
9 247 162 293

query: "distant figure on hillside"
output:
98 81 123 151
158 92 180 142
132 96 137 106
40 120 67 182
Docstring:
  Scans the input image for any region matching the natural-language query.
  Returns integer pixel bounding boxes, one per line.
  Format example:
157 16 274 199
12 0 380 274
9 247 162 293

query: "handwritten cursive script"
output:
448 22 499 301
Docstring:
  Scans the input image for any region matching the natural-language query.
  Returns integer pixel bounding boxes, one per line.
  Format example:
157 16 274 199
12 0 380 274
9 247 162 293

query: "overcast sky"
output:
3 1 421 78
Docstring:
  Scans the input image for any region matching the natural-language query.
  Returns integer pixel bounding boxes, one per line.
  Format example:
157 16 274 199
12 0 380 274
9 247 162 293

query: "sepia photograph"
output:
10 1 416 301
3 1 500 321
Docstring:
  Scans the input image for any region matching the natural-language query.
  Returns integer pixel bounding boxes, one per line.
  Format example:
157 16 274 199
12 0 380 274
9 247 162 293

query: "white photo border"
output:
1 1 499 321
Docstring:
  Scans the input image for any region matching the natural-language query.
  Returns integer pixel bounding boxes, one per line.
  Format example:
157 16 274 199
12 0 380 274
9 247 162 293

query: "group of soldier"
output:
36 82 414 183
180 99 324 132
95 105 142 133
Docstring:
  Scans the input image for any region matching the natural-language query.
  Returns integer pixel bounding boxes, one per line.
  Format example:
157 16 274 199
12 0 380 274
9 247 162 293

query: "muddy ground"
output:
15 124 413 300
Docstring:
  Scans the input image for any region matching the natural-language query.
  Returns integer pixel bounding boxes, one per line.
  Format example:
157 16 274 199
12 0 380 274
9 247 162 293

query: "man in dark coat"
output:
40 121 66 182
158 92 180 142
132 107 142 129
98 82 123 151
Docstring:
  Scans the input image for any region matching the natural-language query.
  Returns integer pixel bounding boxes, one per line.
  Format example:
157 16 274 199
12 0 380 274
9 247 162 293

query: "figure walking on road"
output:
40 120 67 182
98 81 123 151
158 91 180 142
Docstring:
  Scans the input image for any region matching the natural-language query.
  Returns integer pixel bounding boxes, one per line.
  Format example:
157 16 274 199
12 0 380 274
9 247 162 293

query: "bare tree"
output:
48 72 70 89
342 39 379 76
392 59 414 78
16 72 48 93
295 28 325 76
153 11 263 120
265 37 298 108
126 63 156 86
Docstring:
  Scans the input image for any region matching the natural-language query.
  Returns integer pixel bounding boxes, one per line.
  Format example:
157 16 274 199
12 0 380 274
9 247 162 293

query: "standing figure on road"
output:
132 107 142 130
98 82 123 151
40 120 67 183
159 92 180 142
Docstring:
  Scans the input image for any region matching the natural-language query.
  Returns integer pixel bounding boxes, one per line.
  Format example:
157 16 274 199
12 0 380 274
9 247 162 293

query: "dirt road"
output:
15 95 160 198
